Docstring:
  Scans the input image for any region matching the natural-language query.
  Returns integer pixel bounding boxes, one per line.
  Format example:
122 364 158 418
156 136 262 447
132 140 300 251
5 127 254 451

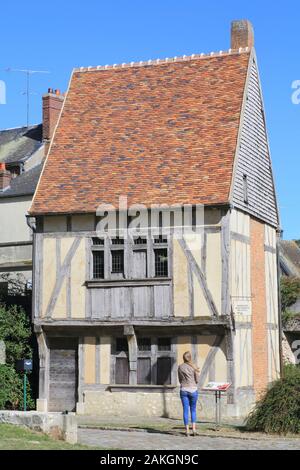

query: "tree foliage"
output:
0 303 35 410
281 276 300 314
0 304 32 365
0 364 34 410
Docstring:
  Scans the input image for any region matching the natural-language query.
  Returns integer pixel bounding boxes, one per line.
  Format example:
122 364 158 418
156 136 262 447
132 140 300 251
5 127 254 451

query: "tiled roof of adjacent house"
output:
0 125 43 165
30 50 251 215
0 163 43 198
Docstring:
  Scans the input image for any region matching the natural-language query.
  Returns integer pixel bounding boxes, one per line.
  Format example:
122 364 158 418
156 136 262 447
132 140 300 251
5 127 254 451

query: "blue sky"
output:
0 1 299 239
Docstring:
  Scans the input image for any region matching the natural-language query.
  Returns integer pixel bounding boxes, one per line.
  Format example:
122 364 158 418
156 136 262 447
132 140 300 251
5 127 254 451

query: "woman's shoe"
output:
185 431 190 437
192 431 198 436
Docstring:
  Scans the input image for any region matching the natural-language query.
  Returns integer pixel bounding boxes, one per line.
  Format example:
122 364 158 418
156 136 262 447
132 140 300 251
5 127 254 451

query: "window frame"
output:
111 249 125 276
136 336 176 385
243 174 249 204
89 234 171 281
154 247 169 277
111 337 130 385
91 238 105 280
111 336 176 386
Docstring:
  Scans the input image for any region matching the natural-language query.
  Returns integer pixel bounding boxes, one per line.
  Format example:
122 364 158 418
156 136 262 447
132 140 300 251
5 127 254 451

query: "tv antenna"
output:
5 68 50 127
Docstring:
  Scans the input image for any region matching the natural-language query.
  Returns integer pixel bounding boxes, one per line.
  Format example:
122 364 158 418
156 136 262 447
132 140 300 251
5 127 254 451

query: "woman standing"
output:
178 351 200 436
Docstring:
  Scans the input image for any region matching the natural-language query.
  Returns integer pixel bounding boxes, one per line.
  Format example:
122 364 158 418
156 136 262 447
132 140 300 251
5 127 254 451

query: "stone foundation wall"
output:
80 388 256 421
0 411 77 443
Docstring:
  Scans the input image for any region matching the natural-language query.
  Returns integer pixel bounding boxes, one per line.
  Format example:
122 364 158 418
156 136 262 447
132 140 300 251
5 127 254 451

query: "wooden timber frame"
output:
32 203 281 414
35 321 230 406
32 212 230 324
32 207 240 410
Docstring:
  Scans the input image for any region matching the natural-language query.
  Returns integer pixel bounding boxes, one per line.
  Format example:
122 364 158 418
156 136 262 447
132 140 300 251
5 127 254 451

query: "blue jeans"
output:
180 390 198 426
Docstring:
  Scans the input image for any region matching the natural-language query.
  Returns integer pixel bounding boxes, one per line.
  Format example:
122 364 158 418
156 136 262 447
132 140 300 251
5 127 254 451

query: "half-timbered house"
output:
28 20 281 418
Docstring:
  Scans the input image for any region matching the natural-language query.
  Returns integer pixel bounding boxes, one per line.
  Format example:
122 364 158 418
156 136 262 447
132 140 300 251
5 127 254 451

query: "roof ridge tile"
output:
73 48 251 73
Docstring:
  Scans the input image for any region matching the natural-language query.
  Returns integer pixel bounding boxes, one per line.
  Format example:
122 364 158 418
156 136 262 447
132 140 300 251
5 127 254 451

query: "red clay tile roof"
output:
30 51 250 215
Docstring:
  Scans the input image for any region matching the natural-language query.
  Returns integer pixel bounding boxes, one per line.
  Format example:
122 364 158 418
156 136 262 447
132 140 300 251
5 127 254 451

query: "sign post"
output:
16 359 33 411
202 382 231 430
23 372 27 412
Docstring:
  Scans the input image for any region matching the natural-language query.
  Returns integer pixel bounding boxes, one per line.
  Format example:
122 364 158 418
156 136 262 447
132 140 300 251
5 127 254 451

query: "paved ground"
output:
78 428 300 450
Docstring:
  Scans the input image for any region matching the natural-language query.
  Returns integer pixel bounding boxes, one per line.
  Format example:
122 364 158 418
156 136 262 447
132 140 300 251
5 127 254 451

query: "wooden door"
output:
49 338 78 412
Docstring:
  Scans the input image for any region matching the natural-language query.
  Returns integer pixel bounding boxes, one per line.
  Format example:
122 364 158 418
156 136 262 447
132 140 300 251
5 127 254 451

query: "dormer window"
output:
243 174 249 204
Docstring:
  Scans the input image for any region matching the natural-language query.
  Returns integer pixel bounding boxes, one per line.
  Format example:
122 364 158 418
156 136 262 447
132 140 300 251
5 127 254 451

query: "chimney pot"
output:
231 20 254 50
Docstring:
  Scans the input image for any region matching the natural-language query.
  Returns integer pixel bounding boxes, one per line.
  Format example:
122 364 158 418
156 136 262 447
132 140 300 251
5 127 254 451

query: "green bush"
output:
246 365 300 434
0 303 35 410
0 364 35 410
281 276 300 315
0 304 32 365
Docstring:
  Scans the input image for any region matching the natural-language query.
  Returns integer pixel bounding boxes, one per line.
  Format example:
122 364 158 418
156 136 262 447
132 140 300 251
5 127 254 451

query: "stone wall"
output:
0 411 77 444
79 388 255 422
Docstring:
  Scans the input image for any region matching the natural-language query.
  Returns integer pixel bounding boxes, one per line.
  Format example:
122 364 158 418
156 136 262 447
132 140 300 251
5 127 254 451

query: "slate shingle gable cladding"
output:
30 52 250 215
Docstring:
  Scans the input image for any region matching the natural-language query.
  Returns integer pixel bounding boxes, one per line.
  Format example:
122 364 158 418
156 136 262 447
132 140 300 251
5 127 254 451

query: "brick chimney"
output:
0 163 12 191
42 88 64 154
231 20 254 50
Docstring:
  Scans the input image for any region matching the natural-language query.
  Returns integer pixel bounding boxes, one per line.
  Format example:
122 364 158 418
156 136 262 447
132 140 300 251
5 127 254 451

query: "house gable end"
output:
231 52 279 228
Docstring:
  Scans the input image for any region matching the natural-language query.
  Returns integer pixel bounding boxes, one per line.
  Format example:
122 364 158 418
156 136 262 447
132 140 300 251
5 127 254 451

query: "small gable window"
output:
243 174 249 204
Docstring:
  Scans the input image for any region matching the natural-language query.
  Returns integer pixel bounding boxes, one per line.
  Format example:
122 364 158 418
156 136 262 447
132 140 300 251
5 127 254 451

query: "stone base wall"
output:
0 411 77 443
79 388 256 421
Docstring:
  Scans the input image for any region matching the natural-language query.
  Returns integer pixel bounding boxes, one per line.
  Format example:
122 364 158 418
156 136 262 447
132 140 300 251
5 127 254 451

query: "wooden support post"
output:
221 211 231 317
225 327 235 404
124 325 137 385
36 327 49 411
276 232 284 378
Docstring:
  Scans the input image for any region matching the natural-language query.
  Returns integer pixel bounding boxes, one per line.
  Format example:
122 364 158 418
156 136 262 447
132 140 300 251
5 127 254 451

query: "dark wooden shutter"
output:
115 357 129 384
49 338 78 412
137 358 151 384
157 357 171 385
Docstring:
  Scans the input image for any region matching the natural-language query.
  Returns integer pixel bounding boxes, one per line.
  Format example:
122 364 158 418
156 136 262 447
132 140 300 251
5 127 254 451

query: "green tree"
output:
0 304 32 364
0 303 35 410
281 276 300 314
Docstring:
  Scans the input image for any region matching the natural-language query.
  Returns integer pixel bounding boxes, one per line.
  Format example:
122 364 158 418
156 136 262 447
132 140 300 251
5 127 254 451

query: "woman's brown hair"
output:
183 351 200 373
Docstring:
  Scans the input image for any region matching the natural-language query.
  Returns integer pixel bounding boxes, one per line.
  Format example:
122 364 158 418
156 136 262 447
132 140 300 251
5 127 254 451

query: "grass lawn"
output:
0 423 105 450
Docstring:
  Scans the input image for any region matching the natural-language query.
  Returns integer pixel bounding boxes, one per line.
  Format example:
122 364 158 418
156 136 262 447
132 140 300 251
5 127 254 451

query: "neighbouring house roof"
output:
30 50 251 215
0 163 43 198
280 240 300 277
0 124 43 165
